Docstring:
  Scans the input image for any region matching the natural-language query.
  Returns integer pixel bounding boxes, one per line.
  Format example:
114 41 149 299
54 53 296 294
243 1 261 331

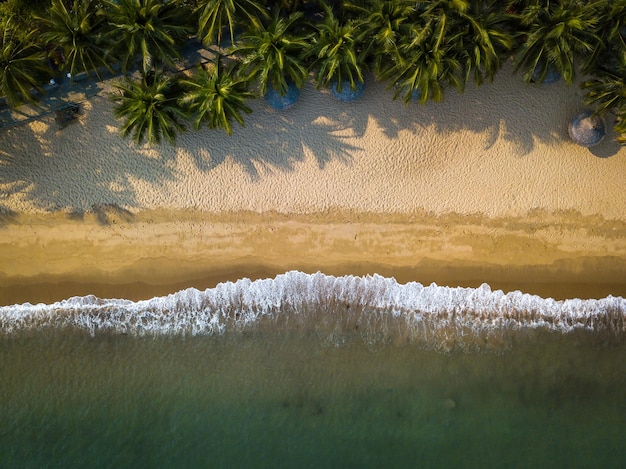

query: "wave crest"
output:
1 271 625 349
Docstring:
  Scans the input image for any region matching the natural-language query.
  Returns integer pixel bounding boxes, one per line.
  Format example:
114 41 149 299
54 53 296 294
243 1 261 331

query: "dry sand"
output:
1 63 625 305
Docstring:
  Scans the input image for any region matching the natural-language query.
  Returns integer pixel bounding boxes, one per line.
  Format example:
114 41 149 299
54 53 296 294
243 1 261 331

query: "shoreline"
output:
2 209 626 305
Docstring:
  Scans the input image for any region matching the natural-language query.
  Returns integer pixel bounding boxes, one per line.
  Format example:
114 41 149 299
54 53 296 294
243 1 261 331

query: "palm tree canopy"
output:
452 0 515 85
0 17 49 108
234 11 311 96
514 0 602 84
378 10 464 104
179 57 254 134
586 0 626 74
307 4 365 92
582 55 626 145
36 0 114 79
104 0 194 75
195 0 268 47
350 0 418 73
111 71 187 144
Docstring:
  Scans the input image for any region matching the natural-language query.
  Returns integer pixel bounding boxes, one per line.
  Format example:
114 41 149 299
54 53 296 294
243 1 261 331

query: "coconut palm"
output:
0 0 50 34
513 0 602 84
586 0 626 74
195 0 268 47
349 0 417 75
0 17 49 108
234 10 311 97
450 0 515 85
111 70 187 144
104 0 194 76
179 56 254 134
36 0 114 80
306 3 365 94
378 12 464 104
582 60 626 145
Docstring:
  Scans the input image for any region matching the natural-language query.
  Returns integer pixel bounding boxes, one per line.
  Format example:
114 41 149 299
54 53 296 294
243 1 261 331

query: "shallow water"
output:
1 328 625 468
1 272 625 467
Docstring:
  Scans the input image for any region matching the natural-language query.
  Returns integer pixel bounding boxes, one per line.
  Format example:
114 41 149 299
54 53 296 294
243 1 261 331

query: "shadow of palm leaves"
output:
0 97 179 212
179 83 363 180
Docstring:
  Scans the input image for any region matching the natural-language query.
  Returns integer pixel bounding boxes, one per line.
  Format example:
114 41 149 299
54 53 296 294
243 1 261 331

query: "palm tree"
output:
104 0 193 76
179 56 254 134
111 70 187 144
582 60 626 145
306 3 365 96
377 12 464 104
195 0 268 47
586 0 626 75
451 0 515 86
349 0 417 75
513 0 602 84
0 0 50 34
234 10 311 98
0 17 49 108
36 0 114 80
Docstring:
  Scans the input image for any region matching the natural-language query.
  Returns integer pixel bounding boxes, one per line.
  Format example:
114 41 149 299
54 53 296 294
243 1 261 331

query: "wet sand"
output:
1 209 626 305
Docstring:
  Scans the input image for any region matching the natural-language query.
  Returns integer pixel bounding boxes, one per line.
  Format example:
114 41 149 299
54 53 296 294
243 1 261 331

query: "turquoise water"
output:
1 329 625 468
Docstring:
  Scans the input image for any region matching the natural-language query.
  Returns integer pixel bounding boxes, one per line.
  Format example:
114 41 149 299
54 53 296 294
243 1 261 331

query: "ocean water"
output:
1 271 625 468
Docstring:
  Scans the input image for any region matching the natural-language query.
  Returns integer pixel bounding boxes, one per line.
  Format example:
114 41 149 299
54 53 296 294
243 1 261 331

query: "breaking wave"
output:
1 271 625 350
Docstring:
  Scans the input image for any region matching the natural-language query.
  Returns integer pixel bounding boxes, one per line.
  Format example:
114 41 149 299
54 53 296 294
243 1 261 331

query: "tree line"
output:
1 0 624 145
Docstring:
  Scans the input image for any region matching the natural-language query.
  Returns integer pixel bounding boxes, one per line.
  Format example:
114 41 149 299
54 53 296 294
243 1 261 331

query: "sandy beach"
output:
1 63 626 305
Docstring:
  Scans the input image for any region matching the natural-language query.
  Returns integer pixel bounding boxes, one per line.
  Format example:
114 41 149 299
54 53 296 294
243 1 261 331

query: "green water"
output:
1 331 625 468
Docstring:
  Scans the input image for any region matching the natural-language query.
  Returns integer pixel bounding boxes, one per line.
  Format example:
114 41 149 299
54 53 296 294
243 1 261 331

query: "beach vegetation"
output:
111 70 187 144
233 10 312 98
232 9 311 109
0 16 49 108
195 0 268 47
0 0 51 32
179 55 254 134
453 0 515 86
581 0 626 144
585 0 626 71
306 2 365 94
582 59 626 145
103 0 194 76
347 0 417 75
512 0 602 84
1 0 626 145
376 5 465 104
35 0 115 80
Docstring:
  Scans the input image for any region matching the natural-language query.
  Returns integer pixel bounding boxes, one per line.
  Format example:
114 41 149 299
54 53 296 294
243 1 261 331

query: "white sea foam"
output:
1 272 624 349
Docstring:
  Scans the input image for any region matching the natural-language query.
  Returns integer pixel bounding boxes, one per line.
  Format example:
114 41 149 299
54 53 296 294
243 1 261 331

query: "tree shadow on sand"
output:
363 68 562 156
0 83 364 211
177 82 364 181
1 61 623 214
360 62 623 158
0 97 179 213
69 203 135 225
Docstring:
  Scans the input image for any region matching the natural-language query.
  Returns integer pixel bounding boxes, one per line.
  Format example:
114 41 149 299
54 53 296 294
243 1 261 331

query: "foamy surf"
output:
1 271 624 349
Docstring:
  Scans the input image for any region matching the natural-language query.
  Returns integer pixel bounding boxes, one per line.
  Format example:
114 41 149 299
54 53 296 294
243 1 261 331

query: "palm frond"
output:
233 11 311 96
179 56 254 134
111 70 187 145
104 0 193 76
36 0 114 80
0 17 49 108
